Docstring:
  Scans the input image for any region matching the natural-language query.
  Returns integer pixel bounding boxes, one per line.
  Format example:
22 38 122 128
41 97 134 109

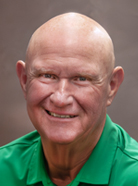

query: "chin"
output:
42 131 79 145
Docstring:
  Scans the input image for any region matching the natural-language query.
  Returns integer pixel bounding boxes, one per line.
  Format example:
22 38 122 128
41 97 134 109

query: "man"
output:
1 12 138 186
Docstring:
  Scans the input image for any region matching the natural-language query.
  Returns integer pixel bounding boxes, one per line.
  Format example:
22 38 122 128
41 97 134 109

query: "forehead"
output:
29 29 107 63
26 19 112 75
27 44 108 81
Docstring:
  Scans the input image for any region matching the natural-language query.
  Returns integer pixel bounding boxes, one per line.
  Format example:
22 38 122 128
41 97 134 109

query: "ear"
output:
16 60 27 99
107 66 124 106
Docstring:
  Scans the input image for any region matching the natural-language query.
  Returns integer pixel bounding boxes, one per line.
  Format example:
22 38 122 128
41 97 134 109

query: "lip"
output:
45 109 77 119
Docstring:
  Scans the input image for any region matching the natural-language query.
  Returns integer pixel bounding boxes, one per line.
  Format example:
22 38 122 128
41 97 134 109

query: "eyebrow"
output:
74 71 100 79
31 67 55 75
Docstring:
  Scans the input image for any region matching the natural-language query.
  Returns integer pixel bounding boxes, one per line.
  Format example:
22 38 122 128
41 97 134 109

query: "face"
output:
24 30 111 145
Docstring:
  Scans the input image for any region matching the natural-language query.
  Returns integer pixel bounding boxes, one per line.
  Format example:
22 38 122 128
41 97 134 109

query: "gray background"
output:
0 0 138 146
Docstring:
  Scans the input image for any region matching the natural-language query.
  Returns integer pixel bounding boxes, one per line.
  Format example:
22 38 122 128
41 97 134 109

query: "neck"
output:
42 141 93 186
41 125 104 186
41 115 106 186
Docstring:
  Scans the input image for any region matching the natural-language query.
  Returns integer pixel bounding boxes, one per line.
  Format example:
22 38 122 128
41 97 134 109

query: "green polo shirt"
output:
1 115 138 186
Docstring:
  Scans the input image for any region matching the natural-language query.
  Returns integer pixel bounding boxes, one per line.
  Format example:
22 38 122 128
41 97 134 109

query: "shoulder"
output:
116 124 138 160
0 130 40 148
110 124 138 185
0 131 40 185
0 130 40 159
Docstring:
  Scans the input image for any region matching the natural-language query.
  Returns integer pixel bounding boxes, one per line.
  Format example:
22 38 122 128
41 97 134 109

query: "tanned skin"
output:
16 13 124 186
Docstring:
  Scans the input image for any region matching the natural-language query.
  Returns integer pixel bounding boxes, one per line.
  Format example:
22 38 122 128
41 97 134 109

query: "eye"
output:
74 76 87 81
38 73 58 84
43 74 52 78
43 74 56 79
73 75 92 86
78 77 87 81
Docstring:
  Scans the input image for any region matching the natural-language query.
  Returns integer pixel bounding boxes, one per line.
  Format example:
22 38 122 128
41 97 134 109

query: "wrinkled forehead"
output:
26 13 114 73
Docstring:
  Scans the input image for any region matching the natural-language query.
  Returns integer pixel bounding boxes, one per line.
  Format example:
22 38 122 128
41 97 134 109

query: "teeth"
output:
47 111 74 118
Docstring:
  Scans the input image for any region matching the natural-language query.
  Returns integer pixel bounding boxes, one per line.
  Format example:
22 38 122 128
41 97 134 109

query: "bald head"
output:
26 13 115 74
16 13 124 147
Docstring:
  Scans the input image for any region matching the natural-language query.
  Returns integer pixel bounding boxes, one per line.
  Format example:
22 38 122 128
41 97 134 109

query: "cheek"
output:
77 86 104 110
78 86 108 129
79 86 108 129
26 80 52 106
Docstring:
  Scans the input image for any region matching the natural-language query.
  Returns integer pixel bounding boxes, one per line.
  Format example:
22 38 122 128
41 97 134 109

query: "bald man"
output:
1 13 138 186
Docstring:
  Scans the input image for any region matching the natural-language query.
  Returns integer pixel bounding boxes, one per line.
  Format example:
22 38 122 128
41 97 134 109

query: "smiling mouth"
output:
46 110 76 118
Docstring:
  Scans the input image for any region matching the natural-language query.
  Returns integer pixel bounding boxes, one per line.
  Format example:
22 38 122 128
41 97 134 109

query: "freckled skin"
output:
16 13 124 185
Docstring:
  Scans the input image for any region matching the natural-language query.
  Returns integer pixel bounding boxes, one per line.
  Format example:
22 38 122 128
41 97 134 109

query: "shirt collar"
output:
27 138 51 185
75 115 119 185
27 115 118 185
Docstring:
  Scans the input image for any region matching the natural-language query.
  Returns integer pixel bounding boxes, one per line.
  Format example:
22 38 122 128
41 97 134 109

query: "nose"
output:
50 79 73 107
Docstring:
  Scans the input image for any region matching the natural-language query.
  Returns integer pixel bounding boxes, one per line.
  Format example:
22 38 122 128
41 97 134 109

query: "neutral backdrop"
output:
0 0 138 146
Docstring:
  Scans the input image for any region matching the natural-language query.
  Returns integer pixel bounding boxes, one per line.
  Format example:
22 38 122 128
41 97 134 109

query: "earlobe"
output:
16 60 27 99
107 66 124 106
